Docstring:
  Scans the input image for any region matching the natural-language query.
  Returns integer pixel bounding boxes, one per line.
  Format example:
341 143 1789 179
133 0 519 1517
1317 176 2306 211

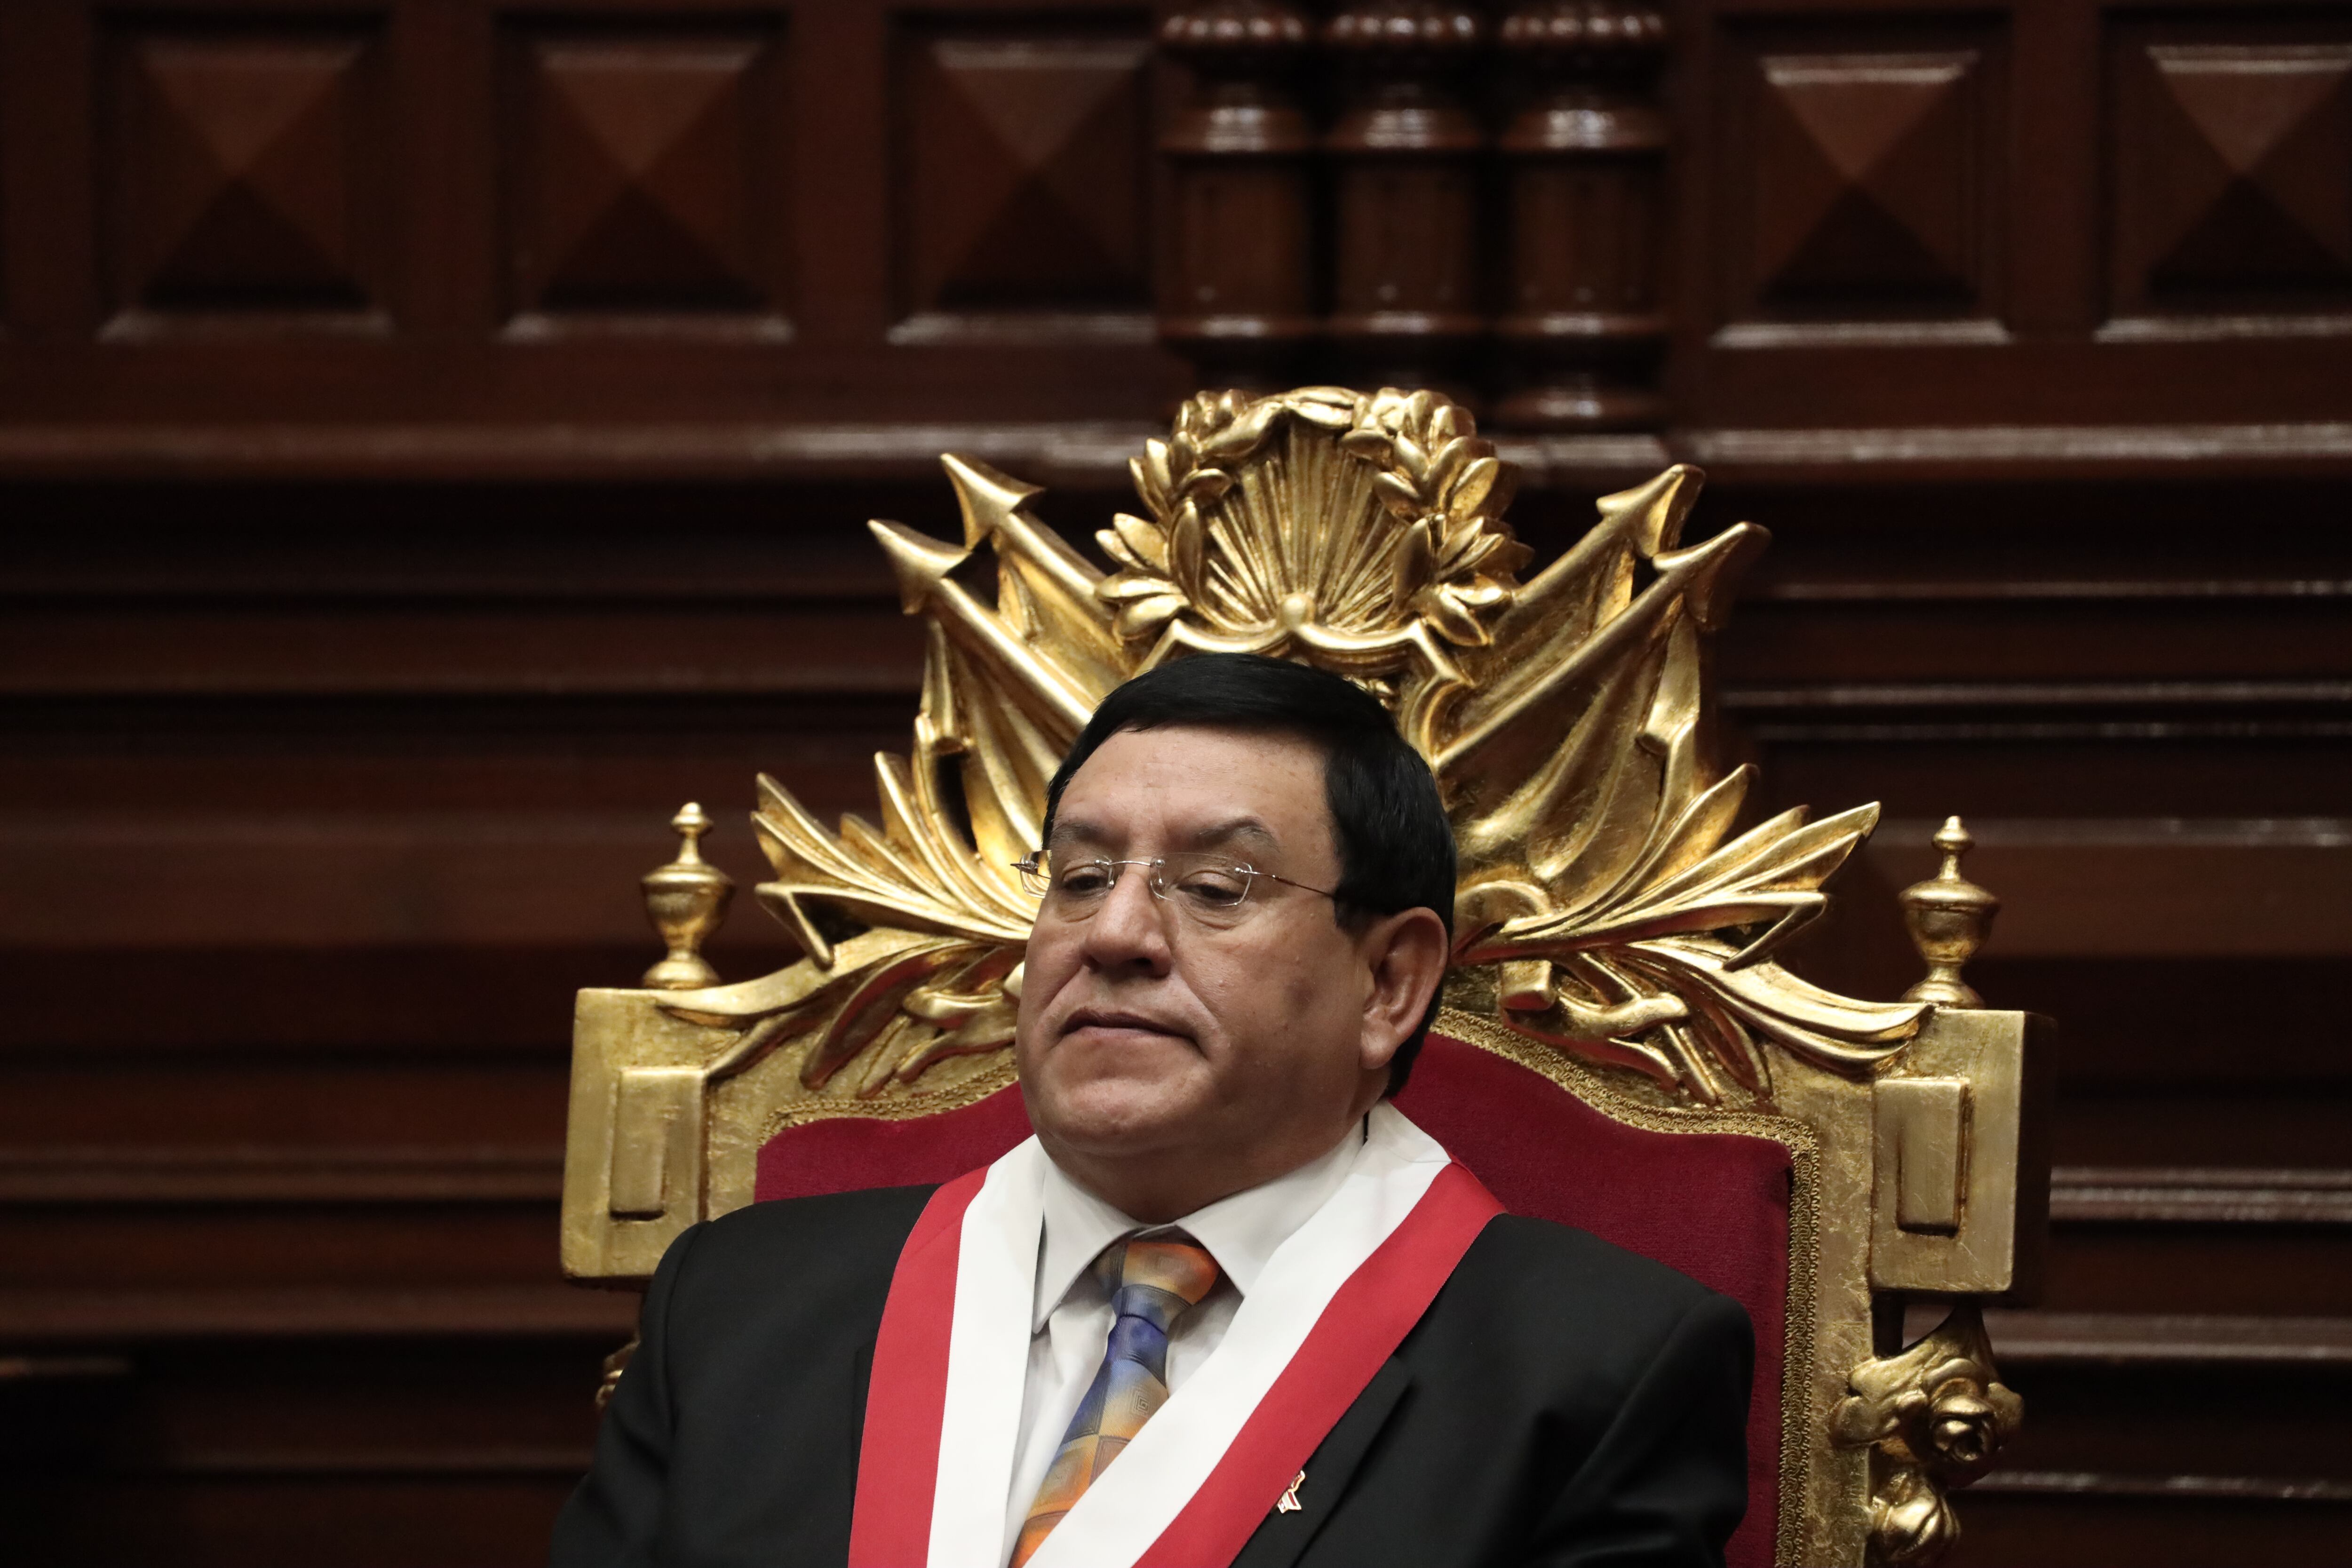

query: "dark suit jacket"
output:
552 1184 1753 1568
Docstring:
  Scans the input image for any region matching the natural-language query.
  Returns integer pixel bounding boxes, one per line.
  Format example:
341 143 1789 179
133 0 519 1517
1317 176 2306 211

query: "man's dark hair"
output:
1039 653 1455 1096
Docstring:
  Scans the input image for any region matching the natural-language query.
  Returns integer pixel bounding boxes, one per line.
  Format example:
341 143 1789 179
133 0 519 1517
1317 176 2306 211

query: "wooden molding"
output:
2050 1167 2352 1226
0 1146 564 1204
1974 1310 2352 1368
0 1286 636 1344
112 1446 597 1479
1974 1472 2352 1503
1686 423 2352 478
0 420 2349 484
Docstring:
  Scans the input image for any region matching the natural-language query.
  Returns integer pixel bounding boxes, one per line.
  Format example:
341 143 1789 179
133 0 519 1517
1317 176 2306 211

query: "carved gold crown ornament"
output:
659 386 1927 1111
569 386 2052 1568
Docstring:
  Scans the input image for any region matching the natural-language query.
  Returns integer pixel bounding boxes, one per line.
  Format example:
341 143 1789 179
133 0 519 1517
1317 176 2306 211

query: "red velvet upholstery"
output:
754 1086 1037 1203
752 1032 1790 1568
1394 1036 1789 1568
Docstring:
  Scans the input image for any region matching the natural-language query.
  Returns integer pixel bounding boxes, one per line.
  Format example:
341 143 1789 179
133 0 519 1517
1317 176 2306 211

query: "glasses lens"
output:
1036 856 1119 913
1156 853 1254 921
1059 860 1115 895
1024 855 1273 924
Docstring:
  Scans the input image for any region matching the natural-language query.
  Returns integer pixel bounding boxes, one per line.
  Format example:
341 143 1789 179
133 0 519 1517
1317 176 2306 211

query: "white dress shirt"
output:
1000 1124 1368 1563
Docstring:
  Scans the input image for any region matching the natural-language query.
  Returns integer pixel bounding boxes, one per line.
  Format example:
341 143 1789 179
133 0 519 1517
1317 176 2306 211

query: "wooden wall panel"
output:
1719 20 2004 332
0 478 938 1566
502 20 791 322
103 15 389 324
2109 18 2352 327
894 20 1154 336
0 0 2343 463
0 0 1185 446
1678 0 2352 438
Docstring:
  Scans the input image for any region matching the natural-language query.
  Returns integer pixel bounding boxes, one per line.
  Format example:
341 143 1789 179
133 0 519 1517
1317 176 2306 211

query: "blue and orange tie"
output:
1009 1234 1222 1567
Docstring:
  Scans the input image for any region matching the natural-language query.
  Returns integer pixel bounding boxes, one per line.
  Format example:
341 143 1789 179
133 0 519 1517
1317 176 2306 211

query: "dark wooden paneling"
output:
1973 1340 2352 1509
2 1336 597 1568
1675 0 2352 440
2108 16 2352 326
0 0 1190 446
0 1056 570 1153
2034 1226 2352 1317
501 18 792 322
10 1473 588 1568
1716 14 2007 329
0 0 2346 461
1947 1491 2352 1568
102 13 391 324
1 1 2348 1564
894 17 1154 332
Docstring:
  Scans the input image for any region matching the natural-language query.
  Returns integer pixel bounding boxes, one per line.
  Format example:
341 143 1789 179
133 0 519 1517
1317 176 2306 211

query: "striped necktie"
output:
1010 1234 1222 1568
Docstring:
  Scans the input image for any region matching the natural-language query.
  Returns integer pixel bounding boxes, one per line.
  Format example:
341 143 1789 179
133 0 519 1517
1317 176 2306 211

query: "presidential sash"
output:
849 1106 1502 1568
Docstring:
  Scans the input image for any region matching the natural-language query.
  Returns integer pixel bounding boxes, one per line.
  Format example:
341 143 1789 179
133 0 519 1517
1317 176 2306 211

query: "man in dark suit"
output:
554 654 1751 1568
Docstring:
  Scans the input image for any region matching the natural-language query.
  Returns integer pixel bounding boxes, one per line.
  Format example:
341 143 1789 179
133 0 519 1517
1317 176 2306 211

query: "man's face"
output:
1015 725 1399 1203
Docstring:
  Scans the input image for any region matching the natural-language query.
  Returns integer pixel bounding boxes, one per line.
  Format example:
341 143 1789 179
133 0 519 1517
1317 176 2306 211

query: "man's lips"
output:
1060 1008 1193 1042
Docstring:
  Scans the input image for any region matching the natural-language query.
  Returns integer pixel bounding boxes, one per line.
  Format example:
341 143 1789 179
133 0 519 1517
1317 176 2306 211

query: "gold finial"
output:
1899 816 1998 1008
641 803 733 990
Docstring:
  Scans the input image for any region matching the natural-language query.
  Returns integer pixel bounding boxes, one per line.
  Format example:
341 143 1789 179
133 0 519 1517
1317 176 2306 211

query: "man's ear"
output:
1356 907 1452 1072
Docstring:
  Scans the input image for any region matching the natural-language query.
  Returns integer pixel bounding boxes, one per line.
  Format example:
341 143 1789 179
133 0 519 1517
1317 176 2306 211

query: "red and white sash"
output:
849 1105 1502 1568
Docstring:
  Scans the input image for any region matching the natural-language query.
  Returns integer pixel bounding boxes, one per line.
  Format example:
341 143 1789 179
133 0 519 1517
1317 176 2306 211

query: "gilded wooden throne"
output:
559 388 2052 1568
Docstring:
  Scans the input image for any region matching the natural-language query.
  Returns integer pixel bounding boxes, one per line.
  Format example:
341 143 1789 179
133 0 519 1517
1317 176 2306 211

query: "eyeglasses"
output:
1012 850 1338 928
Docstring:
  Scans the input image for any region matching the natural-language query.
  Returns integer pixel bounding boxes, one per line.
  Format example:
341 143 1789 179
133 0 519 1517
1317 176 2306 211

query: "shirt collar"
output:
1033 1122 1366 1334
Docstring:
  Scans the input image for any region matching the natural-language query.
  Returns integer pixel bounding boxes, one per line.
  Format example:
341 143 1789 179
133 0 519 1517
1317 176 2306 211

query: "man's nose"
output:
1081 867 1172 971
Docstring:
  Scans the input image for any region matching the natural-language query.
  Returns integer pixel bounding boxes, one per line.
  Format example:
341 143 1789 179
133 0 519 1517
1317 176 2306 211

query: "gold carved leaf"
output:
690 387 1922 1112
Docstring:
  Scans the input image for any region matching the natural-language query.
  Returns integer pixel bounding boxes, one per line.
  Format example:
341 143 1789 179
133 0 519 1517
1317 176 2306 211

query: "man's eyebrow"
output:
1184 817 1281 853
1045 818 1114 851
1044 816 1282 853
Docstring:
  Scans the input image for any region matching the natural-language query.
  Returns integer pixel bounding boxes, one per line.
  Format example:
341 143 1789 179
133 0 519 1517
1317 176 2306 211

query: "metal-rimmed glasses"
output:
1012 851 1338 928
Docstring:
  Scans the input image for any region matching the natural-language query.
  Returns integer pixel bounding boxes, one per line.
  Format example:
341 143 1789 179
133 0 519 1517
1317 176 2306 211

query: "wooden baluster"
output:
1322 0 1486 400
1494 2 1670 430
1157 0 1319 392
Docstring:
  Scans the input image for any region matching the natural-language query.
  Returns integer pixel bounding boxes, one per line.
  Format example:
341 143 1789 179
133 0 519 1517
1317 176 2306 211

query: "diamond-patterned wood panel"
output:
505 26 787 318
1718 23 2003 326
896 27 1152 326
106 23 385 316
2112 31 2352 318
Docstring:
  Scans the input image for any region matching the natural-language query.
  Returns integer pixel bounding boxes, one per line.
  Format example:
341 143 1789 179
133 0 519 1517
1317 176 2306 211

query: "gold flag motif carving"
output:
669 387 1927 1110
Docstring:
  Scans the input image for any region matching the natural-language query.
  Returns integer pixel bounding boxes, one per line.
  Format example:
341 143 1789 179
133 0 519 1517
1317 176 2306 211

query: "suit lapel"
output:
1226 1358 1414 1568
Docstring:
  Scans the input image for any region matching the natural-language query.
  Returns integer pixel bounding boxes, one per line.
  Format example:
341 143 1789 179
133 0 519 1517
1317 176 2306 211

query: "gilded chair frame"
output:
560 388 2051 1567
